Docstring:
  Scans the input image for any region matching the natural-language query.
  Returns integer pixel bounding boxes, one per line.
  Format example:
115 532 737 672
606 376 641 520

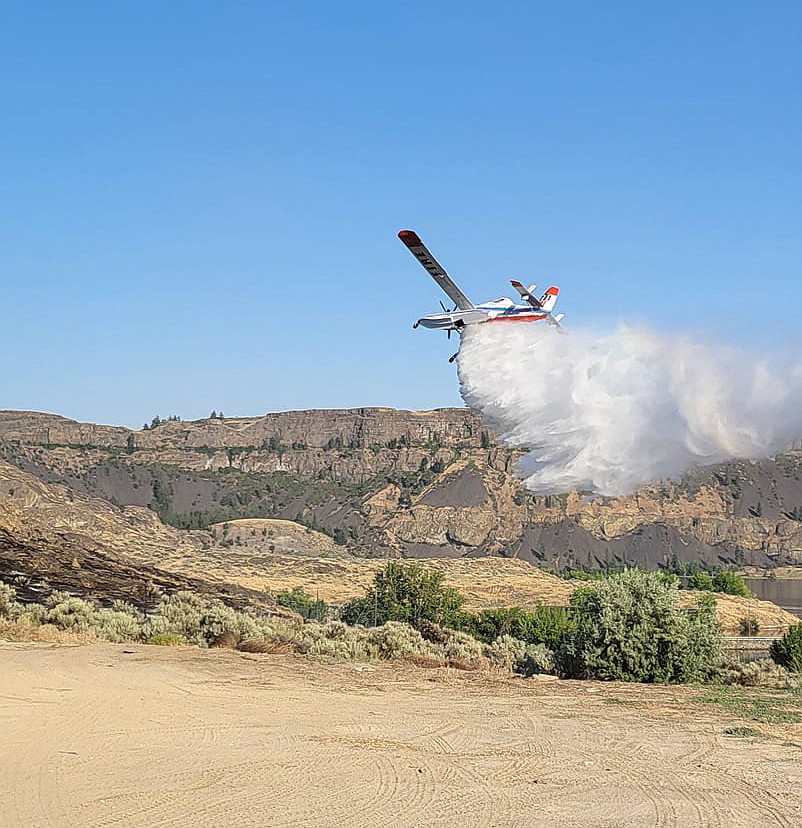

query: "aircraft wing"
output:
510 280 543 309
398 230 475 310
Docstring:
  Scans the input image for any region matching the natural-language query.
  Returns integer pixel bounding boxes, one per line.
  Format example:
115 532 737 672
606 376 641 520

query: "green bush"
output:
295 622 378 660
485 635 555 675
558 569 724 683
92 607 144 642
44 593 98 634
146 632 186 646
0 582 22 620
440 629 485 664
461 605 573 649
712 571 751 598
339 562 465 627
689 572 714 591
276 587 329 621
15 590 145 642
770 623 802 673
368 621 440 660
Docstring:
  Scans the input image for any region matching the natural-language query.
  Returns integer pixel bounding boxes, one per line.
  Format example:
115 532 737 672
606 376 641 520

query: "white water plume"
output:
457 324 802 496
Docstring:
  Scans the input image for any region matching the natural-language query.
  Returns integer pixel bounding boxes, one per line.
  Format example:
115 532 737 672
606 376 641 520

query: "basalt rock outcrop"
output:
2 408 802 570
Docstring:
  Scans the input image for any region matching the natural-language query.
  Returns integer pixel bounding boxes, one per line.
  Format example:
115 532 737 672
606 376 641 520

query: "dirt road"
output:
1 643 800 827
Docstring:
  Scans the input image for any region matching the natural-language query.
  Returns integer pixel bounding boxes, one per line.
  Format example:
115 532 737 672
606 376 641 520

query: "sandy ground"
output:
1 644 801 828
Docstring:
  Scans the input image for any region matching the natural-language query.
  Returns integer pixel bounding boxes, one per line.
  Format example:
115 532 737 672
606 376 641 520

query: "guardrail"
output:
725 637 780 645
723 636 779 663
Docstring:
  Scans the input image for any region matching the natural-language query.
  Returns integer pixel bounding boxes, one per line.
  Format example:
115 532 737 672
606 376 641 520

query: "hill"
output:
2 407 802 570
1 451 798 635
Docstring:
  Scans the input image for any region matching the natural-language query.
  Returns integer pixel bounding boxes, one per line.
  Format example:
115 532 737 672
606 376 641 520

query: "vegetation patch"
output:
556 569 724 683
770 623 802 674
0 562 755 688
146 632 185 646
724 726 763 738
694 686 802 724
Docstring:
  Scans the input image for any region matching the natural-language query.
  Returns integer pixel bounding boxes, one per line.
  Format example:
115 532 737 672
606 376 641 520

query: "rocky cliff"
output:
2 408 802 570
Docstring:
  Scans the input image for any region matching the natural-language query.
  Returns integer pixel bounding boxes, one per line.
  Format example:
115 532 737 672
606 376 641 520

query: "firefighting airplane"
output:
398 230 565 360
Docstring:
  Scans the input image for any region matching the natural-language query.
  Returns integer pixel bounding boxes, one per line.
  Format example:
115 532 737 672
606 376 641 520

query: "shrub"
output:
340 562 465 627
712 571 751 598
148 591 209 642
146 632 185 646
441 629 485 664
21 590 146 642
461 605 573 649
558 569 724 683
44 594 98 634
276 587 329 621
368 621 439 660
0 582 22 620
722 659 796 689
689 572 714 591
682 594 726 682
487 635 527 671
110 599 144 620
739 617 760 636
770 623 802 673
23 603 48 626
150 591 281 645
520 643 556 676
92 607 144 642
295 623 378 660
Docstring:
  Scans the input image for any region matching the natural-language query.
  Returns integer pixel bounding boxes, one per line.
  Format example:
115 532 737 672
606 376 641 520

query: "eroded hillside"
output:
2 408 802 569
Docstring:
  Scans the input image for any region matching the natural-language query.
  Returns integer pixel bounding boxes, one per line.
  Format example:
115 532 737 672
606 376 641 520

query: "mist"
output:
457 324 802 496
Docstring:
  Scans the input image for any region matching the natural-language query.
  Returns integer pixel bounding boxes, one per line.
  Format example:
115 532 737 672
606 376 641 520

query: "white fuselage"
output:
414 298 551 331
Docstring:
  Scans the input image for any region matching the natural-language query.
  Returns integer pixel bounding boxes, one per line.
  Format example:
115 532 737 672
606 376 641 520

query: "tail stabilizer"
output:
539 286 559 312
548 312 566 333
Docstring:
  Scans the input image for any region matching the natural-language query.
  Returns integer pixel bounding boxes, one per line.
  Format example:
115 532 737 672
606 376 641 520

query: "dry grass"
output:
236 637 296 654
209 518 341 556
209 630 240 649
0 617 97 645
398 653 446 669
396 653 484 671
171 551 797 636
446 656 483 671
196 554 575 610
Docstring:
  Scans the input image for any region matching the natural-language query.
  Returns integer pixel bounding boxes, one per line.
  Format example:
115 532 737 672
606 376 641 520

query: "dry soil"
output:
1 643 801 827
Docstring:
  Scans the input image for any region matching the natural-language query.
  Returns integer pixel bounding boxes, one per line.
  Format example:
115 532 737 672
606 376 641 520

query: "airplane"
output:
398 230 565 360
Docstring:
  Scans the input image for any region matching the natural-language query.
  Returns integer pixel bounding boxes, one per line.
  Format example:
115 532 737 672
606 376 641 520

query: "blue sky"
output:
2 2 800 428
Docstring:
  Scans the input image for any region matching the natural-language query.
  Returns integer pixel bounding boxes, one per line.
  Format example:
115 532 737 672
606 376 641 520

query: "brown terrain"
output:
2 408 802 828
2 407 802 570
2 642 801 828
1 409 800 634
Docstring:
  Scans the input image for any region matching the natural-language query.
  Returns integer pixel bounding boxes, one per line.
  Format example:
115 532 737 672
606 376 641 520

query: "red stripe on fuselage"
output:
486 313 548 323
